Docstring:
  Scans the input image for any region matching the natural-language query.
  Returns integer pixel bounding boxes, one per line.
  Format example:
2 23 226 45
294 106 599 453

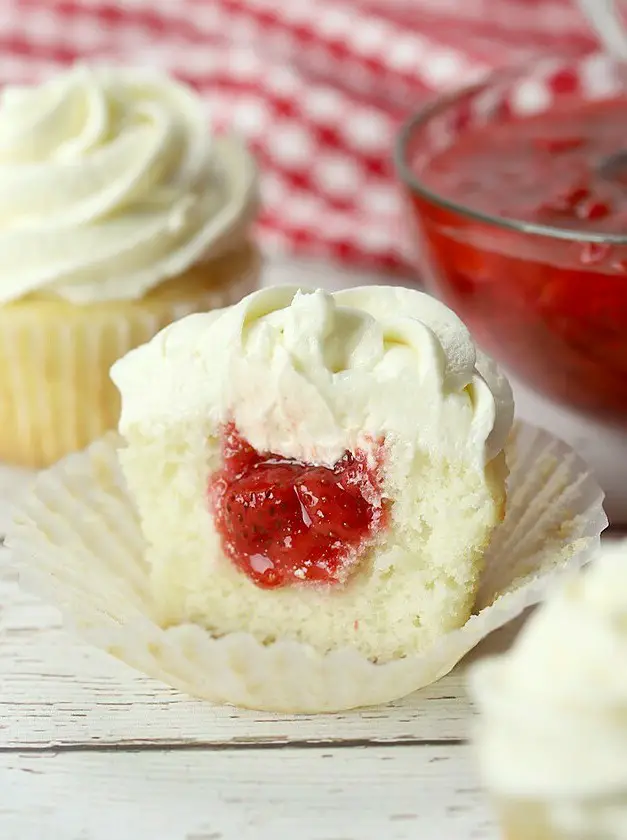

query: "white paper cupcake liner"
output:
5 422 607 713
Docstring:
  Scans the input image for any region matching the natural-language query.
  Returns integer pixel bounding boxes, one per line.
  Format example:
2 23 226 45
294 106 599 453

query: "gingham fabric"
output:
1 0 599 272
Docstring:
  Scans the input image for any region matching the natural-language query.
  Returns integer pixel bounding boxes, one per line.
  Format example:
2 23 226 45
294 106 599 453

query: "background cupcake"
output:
0 64 259 468
469 541 627 840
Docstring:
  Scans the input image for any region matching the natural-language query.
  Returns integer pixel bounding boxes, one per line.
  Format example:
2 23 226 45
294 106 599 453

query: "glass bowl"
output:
395 53 627 427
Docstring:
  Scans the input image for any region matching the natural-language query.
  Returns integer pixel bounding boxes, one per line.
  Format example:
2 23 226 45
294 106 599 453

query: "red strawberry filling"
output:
209 424 388 589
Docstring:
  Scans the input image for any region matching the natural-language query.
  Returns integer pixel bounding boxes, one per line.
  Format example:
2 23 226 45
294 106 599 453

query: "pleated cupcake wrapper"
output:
0 264 258 469
6 422 606 713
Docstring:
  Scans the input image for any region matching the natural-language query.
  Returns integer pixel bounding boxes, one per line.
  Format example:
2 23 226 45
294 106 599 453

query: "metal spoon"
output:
577 1 627 179
598 150 627 181
578 0 627 60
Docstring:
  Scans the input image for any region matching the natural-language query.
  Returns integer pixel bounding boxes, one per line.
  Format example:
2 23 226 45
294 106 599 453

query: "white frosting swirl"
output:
470 541 627 835
0 65 257 305
112 285 513 467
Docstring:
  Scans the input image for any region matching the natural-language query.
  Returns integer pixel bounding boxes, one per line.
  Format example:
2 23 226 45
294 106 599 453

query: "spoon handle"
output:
578 0 627 60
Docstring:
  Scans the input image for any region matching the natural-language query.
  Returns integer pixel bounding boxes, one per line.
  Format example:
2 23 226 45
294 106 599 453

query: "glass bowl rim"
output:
393 54 627 246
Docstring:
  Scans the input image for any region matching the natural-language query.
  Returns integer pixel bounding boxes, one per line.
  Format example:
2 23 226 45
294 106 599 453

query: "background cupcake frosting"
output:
471 542 627 803
0 64 258 305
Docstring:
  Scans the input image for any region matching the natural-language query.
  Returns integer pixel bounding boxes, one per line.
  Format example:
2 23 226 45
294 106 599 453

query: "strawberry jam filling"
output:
209 424 388 589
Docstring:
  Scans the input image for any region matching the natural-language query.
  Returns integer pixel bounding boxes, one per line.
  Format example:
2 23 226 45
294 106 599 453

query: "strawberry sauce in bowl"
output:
395 54 627 426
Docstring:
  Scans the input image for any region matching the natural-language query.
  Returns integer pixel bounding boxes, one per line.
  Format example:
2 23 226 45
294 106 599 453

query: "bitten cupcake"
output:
9 282 605 712
469 541 627 840
0 64 259 468
111 285 514 661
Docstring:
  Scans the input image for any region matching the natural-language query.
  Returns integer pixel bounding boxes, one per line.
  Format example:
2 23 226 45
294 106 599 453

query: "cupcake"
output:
469 541 627 840
0 64 259 468
111 285 514 661
8 284 606 712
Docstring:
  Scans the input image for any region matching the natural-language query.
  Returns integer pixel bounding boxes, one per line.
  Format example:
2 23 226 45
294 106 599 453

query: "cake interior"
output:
120 417 507 661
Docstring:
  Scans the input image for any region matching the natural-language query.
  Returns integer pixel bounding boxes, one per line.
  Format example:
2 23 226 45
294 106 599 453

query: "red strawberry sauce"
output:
209 424 388 589
409 97 627 423
422 99 627 233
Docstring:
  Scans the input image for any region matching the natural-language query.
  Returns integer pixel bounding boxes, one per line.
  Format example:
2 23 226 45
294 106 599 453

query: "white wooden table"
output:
0 260 615 840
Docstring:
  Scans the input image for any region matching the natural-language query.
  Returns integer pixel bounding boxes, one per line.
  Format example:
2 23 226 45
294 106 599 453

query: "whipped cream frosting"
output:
470 541 627 817
112 285 513 468
0 65 257 305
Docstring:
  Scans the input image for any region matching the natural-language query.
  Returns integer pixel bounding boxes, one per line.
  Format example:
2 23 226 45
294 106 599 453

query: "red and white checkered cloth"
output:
1 0 599 272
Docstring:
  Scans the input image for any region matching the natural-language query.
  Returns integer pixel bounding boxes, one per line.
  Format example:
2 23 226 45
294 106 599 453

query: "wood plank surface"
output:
0 748 498 840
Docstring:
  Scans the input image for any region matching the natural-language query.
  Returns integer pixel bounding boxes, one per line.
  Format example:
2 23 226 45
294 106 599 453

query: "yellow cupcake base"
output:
497 800 563 840
496 798 613 840
0 245 260 467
